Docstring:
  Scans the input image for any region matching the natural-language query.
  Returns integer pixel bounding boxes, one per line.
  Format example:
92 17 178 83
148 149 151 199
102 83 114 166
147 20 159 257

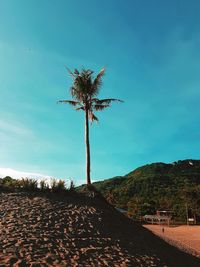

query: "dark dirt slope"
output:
0 192 200 267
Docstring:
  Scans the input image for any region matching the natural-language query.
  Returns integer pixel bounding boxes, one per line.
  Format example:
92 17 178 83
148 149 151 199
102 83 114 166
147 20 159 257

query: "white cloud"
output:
0 119 33 136
0 167 49 179
0 166 89 187
0 167 77 187
0 167 61 187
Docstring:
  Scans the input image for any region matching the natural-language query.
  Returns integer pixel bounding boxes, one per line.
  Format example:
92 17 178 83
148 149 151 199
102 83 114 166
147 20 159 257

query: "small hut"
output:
143 210 172 226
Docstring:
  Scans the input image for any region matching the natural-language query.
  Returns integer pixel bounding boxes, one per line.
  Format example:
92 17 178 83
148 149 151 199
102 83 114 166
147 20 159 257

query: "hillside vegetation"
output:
93 160 200 221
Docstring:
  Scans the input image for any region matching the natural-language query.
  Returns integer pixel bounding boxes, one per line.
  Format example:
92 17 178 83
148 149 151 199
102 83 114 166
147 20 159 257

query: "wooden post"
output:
194 214 196 225
186 203 189 225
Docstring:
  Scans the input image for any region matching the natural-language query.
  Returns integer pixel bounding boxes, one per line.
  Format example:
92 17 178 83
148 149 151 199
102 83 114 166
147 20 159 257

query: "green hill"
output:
93 159 200 221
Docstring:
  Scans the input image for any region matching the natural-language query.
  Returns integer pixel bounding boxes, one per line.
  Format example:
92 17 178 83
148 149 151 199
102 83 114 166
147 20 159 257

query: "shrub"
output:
40 180 49 191
51 179 66 193
0 176 73 195
69 179 75 192
0 176 18 191
19 178 38 191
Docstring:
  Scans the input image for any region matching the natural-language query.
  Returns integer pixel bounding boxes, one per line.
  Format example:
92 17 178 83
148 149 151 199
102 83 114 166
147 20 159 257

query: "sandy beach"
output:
143 224 200 258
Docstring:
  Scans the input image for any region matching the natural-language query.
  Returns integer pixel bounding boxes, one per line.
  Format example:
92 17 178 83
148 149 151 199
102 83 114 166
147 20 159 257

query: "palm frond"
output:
73 74 88 100
93 104 110 111
85 69 94 76
70 86 77 98
97 68 105 78
63 67 123 113
74 69 79 75
92 68 105 96
65 66 76 79
57 100 80 106
92 98 123 105
76 106 85 111
89 112 99 122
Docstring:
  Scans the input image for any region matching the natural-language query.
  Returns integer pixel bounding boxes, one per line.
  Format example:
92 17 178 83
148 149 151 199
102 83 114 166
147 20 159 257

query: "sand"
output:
0 192 200 267
143 224 200 258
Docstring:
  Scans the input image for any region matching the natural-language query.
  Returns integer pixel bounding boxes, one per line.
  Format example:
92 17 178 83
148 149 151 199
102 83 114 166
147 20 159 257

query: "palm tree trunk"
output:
85 108 91 185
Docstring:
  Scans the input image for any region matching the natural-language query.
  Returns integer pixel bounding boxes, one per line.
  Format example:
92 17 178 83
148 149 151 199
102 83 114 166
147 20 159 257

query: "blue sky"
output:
0 0 200 185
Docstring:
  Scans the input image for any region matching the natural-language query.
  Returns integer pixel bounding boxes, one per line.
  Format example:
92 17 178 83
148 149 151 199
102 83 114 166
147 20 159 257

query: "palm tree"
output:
58 68 123 185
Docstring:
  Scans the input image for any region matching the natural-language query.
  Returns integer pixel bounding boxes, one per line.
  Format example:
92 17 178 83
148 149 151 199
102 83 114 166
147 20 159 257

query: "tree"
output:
58 68 123 185
184 185 200 217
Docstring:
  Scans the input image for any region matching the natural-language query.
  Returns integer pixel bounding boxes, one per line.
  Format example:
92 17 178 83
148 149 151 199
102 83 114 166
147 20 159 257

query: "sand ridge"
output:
0 192 200 266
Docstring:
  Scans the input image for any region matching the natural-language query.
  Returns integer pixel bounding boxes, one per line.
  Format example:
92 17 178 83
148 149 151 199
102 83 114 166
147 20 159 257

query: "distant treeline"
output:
93 160 200 222
0 176 75 193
